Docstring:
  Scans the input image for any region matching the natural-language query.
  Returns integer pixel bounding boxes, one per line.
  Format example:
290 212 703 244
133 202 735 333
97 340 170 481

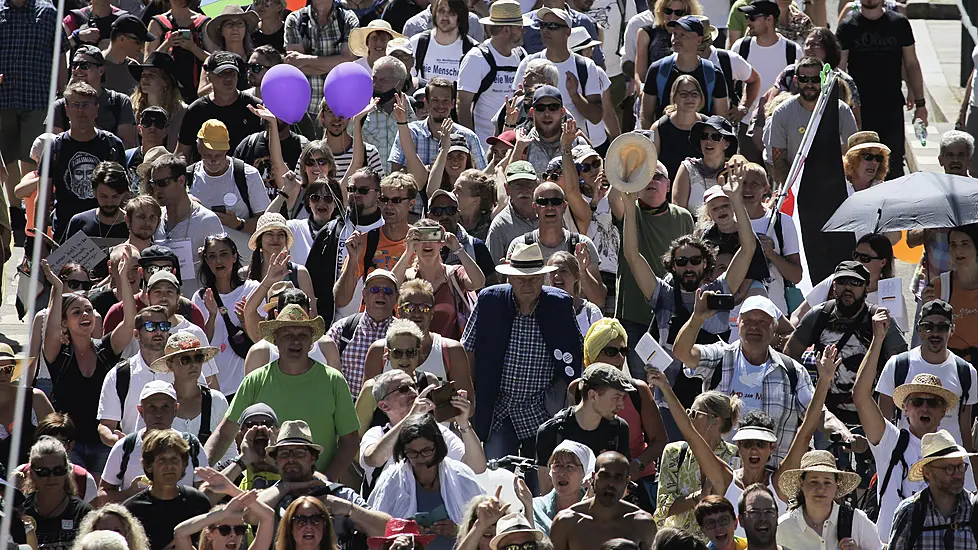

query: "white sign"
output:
634 332 674 372
877 277 909 333
47 232 106 273
164 239 196 283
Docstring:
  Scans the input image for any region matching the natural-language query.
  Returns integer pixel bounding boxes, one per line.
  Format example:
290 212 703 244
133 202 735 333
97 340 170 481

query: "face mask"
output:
373 87 397 105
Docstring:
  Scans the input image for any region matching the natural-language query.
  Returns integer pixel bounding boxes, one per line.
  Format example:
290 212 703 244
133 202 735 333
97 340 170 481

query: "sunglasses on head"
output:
308 193 334 204
533 102 562 112
249 62 272 74
369 286 395 295
140 115 168 129
142 321 172 333
65 279 93 291
347 185 375 195
379 196 408 204
400 302 433 314
429 205 458 217
861 153 884 163
852 251 881 263
601 345 628 357
292 514 326 527
176 353 206 365
303 157 331 167
577 160 601 173
795 74 820 84
72 60 102 71
382 382 417 400
214 525 248 537
701 132 724 142
662 7 685 15
674 256 703 267
32 466 68 477
535 197 565 207
918 321 952 333
539 21 567 31
907 396 945 409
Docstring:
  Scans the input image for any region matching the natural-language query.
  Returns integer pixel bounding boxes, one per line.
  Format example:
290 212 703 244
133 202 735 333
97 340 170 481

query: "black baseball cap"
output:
738 0 780 18
666 15 705 36
532 85 562 105
920 300 954 323
138 245 179 269
204 50 241 74
833 260 870 283
111 14 157 42
139 106 169 124
73 45 105 64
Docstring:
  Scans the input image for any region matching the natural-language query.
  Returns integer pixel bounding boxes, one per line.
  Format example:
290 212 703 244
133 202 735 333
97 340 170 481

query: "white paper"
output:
47 232 106 273
876 277 908 332
634 332 674 371
164 239 196 283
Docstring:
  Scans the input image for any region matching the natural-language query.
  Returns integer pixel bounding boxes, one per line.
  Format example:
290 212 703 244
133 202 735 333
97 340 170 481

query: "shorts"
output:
0 109 46 164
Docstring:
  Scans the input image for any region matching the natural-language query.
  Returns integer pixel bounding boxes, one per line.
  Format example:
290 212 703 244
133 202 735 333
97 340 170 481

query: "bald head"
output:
596 451 629 469
534 181 564 200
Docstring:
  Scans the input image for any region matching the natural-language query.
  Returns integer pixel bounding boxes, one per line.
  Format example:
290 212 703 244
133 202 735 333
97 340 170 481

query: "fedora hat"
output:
149 332 219 374
136 145 171 190
892 373 958 413
778 450 862 499
128 52 182 89
367 519 437 549
262 281 297 314
909 429 978 482
206 5 259 48
847 130 891 155
259 304 326 344
605 132 658 193
479 0 532 26
0 343 30 382
349 20 405 58
695 15 720 44
496 243 558 277
249 212 295 251
488 513 544 550
568 27 601 53
265 419 324 455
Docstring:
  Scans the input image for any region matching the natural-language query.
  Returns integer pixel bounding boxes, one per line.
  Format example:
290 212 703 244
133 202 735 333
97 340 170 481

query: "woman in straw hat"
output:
0 343 54 469
244 213 317 317
197 5 259 95
776 450 880 550
350 20 405 70
843 131 890 195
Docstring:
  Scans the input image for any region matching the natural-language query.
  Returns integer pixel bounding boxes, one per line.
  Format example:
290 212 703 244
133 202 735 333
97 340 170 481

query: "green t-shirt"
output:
615 203 694 326
227 360 360 472
728 0 749 34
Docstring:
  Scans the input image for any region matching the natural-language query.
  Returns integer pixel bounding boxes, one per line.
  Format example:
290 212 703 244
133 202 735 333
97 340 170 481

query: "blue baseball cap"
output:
666 15 705 36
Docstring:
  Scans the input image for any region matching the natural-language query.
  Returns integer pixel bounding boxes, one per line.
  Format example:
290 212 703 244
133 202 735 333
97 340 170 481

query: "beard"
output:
800 89 819 101
835 295 866 317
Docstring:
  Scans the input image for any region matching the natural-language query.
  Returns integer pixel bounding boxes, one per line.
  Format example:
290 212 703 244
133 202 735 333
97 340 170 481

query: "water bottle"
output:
913 118 927 147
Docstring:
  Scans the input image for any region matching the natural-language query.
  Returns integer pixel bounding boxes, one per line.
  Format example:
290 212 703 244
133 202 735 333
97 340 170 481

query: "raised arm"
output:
41 260 65 364
720 158 756 291
621 192 658 300
446 234 485 291
390 228 419 283
425 119 454 197
671 289 713 369
557 119 591 232
392 94 429 192
243 250 289 342
853 309 892 447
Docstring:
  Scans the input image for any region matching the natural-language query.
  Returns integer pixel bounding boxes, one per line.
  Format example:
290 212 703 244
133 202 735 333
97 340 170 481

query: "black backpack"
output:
735 36 798 67
414 30 478 80
550 406 621 454
306 220 381 318
872 428 911 522
189 158 253 218
891 351 972 421
894 489 978 549
715 49 742 109
523 231 581 253
470 45 526 107
118 430 202 482
837 504 855 541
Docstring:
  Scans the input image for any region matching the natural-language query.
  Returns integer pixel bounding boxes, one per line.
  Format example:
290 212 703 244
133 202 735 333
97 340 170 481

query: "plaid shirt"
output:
362 102 415 175
691 341 816 464
889 489 978 550
461 297 555 440
284 4 360 116
388 118 487 171
326 313 392 396
0 0 67 110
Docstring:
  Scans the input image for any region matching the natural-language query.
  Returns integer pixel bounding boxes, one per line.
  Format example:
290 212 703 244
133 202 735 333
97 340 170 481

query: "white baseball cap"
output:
139 380 177 401
739 295 781 320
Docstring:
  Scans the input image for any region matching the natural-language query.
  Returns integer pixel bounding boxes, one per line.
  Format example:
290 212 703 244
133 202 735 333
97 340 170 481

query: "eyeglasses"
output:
31 466 69 477
662 7 686 15
861 153 885 163
214 525 248 537
404 446 436 459
501 544 538 550
303 157 331 167
291 514 326 527
67 100 97 109
674 256 703 267
701 515 733 531
539 22 567 31
743 508 778 518
347 185 375 195
276 448 311 459
400 302 433 314
535 197 565 207
931 462 970 476
701 132 724 142
533 102 562 112
71 61 102 71
382 382 417 400
578 160 601 173
917 321 952 334
429 205 458 217
379 196 409 204
601 346 628 357
834 277 866 288
796 75 820 84
141 321 172 333
907 396 946 409
140 115 168 129
852 251 881 263
175 353 206 365
549 462 580 473
308 193 334 204
65 279 93 291
675 90 701 99
150 175 178 188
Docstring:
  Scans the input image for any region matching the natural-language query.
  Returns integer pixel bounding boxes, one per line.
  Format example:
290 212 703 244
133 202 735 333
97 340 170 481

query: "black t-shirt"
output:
380 0 422 33
87 287 119 318
45 131 126 242
836 10 914 108
67 6 125 47
234 130 310 201
48 335 122 444
179 93 263 163
252 20 287 53
63 208 129 278
23 495 93 550
535 407 631 466
643 57 728 119
124 487 211 550
703 225 770 282
53 90 136 136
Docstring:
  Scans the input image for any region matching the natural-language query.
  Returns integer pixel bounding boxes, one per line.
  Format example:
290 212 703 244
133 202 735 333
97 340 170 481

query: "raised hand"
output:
872 308 890 340
438 118 454 147
248 104 278 124
561 118 578 151
504 95 521 126
40 259 62 289
815 344 841 382
575 241 591 271
265 250 290 285
353 97 380 123
476 487 511 525
203 288 218 315
720 156 746 201
565 71 579 94
694 288 714 320
346 231 364 256
451 389 471 423
393 93 408 124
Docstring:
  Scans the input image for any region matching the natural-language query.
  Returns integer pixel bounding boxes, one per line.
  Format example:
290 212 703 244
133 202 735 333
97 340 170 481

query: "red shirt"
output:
102 294 207 333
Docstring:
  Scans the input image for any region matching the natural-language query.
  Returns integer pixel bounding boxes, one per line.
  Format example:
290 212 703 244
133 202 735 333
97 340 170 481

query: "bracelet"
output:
235 218 245 231
277 190 290 200
233 454 246 470
396 121 408 125
915 99 926 108
457 422 472 433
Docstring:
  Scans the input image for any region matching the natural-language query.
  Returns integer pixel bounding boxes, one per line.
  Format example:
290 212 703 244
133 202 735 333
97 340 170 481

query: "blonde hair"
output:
653 0 703 27
693 391 742 434
74 504 151 550
131 79 186 124
380 171 418 200
385 318 424 343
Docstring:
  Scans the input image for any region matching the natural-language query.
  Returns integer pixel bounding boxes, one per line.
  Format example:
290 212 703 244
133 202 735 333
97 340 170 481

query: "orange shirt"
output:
348 230 406 280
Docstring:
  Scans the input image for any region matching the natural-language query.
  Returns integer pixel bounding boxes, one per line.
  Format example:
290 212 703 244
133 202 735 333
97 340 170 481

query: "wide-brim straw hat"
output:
909 429 978 481
149 332 219 374
488 513 544 550
259 304 326 344
892 373 958 413
696 15 720 43
496 242 558 277
0 343 31 382
605 132 658 193
265 419 325 454
778 450 862 499
847 130 891 155
206 4 259 48
249 212 295 251
261 281 296 314
350 20 405 58
479 0 532 26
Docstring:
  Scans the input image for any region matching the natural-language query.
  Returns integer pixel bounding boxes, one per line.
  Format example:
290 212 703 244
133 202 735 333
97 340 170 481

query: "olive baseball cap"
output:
582 363 636 392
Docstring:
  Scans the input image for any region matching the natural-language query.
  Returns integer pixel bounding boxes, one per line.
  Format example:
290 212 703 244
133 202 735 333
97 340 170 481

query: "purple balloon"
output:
260 64 311 124
323 62 373 118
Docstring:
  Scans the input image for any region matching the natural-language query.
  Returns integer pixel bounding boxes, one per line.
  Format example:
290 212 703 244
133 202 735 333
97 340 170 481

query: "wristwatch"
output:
235 218 246 231
233 454 247 470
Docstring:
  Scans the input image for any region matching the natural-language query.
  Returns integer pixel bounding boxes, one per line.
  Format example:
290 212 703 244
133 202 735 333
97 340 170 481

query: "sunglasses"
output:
214 525 248 537
747 14 768 21
674 256 703 267
400 302 433 314
176 353 206 365
834 277 866 288
543 170 561 181
539 22 567 31
291 514 326 527
662 7 685 15
577 160 601 173
501 544 538 550
687 408 713 420
141 321 172 333
852 251 881 263
150 175 178 188
379 196 409 204
907 396 946 409
382 382 417 400
701 132 724 142
0 365 15 376
348 186 375 195
917 321 952 334
249 63 272 74
146 264 176 275
861 153 885 163
535 197 565 207
72 60 102 71
65 279 93 291
308 193 334 204
388 347 419 359
600 346 628 357
140 115 168 129
429 205 458 217
32 466 69 477
533 102 562 112
303 157 331 167
796 75 820 84
369 286 395 295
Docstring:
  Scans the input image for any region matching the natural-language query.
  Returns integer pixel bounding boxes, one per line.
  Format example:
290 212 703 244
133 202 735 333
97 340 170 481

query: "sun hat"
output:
891 373 958 413
909 429 978 481
367 519 437 549
778 450 862 498
695 15 720 43
265 419 324 455
385 37 413 56
139 380 178 401
136 145 172 185
568 27 601 52
847 131 891 155
605 132 658 193
496 243 558 277
690 115 738 156
0 343 30 382
479 0 532 26
249 212 295 251
583 318 628 366
349 20 405 59
536 6 572 27
206 5 259 48
128 52 182 89
261 281 296 314
197 119 230 151
488 513 545 550
732 425 778 443
258 304 326 344
149 332 219 374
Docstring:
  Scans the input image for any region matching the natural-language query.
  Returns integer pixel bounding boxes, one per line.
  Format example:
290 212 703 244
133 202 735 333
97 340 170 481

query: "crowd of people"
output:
1 0 977 547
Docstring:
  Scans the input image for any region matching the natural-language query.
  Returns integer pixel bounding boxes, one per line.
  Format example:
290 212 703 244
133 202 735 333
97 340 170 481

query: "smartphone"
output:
415 505 448 527
706 293 735 311
416 226 444 242
179 29 192 40
212 205 227 213
430 381 461 422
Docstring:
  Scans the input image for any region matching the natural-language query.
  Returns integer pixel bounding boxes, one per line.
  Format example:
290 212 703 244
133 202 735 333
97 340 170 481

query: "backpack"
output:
709 350 800 403
189 158 253 218
336 312 364 356
523 231 581 253
873 428 911 522
550 406 621 454
414 30 478 80
891 352 972 420
654 54 718 113
837 504 855 541
896 488 978 549
735 36 798 68
297 4 351 51
471 45 526 107
114 364 214 441
715 49 742 109
307 221 380 318
118 430 202 482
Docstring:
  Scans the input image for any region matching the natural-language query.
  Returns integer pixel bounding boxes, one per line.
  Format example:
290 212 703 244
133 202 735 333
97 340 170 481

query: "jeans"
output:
484 418 541 496
70 440 111 476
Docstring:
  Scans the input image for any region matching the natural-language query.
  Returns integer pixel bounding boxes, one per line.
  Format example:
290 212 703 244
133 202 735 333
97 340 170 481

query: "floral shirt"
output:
777 4 814 47
652 439 739 537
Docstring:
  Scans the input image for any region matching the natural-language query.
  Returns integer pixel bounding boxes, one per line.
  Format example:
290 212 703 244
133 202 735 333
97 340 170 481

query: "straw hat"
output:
479 0 532 26
261 281 296 314
258 304 325 344
136 145 172 189
265 420 324 455
778 450 862 499
149 332 219 374
367 519 437 549
0 343 30 382
349 20 405 59
249 213 295 251
909 429 978 481
605 132 658 193
495 243 558 277
206 5 259 48
892 373 958 413
488 513 545 550
847 130 891 155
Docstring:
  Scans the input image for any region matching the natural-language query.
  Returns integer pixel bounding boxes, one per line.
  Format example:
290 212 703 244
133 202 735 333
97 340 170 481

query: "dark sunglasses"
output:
918 321 952 334
292 514 327 527
852 251 881 263
0 365 15 375
32 466 69 477
176 353 206 365
388 347 419 359
543 170 561 181
535 197 565 207
662 7 685 15
139 115 168 129
533 102 562 112
347 185 375 195
146 265 176 275
701 132 724 142
65 279 93 291
539 22 567 31
796 74 820 84
400 302 433 314
861 153 885 163
834 277 866 288
150 175 178 188
308 193 334 204
379 196 409 204
578 160 601 173
429 205 458 217
601 346 629 357
249 63 272 74
214 525 248 537
141 321 172 333
747 14 768 21
369 286 396 295
382 382 418 400
303 157 331 167
72 60 102 70
501 543 538 550
907 396 945 409
674 256 703 267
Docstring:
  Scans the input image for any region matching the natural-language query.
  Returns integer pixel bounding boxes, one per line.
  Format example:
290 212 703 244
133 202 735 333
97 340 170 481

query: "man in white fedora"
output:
461 242 583 490
888 429 978 549
489 513 548 550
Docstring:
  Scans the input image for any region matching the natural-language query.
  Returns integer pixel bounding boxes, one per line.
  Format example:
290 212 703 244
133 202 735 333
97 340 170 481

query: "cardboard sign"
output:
634 332 674 371
47 232 106 273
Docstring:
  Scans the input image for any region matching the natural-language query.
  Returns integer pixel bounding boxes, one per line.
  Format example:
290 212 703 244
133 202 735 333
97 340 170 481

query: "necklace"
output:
98 209 125 239
35 494 69 518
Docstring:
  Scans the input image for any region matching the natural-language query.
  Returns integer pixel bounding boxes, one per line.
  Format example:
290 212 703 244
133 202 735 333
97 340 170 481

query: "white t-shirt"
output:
189 161 272 253
192 279 262 396
457 42 526 144
584 66 610 147
168 388 235 464
410 33 464 82
875 348 978 445
155 204 225 297
333 214 386 322
751 210 800 315
97 353 176 434
514 51 603 139
119 317 220 380
729 350 769 414
588 0 636 77
699 0 731 29
359 422 464 483
287 218 317 265
576 301 604 338
101 427 210 489
868 421 925 542
707 46 753 83
730 36 803 114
